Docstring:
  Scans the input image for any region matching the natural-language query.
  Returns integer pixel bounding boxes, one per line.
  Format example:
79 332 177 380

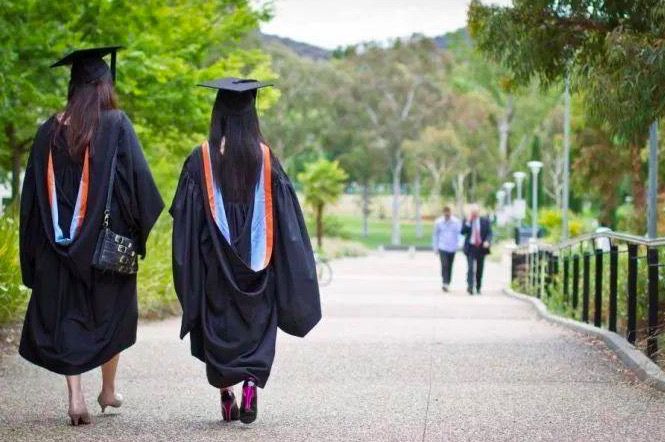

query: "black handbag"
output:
92 141 139 275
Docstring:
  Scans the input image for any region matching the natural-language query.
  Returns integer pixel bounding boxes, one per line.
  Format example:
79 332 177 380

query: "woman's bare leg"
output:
66 375 90 425
98 354 123 412
100 353 119 398
66 375 85 405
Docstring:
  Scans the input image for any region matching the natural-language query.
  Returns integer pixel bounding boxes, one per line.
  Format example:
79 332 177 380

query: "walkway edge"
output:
503 288 665 393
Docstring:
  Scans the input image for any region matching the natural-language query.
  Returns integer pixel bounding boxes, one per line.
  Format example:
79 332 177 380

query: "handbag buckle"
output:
118 245 127 253
119 255 127 264
114 234 122 243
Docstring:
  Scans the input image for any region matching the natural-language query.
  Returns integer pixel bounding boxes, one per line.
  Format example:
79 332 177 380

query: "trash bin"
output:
515 226 545 245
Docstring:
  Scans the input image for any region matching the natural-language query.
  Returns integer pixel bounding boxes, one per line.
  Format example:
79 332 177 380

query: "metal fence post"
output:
527 252 532 295
511 252 515 285
594 248 603 327
609 245 618 332
572 254 580 311
536 250 543 298
563 255 570 304
582 252 590 323
647 248 659 359
526 251 533 295
627 244 638 344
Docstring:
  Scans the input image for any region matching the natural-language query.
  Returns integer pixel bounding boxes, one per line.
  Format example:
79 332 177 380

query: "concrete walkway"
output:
1 251 665 441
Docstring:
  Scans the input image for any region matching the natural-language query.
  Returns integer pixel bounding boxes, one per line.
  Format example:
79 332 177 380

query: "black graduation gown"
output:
170 146 321 389
18 110 164 375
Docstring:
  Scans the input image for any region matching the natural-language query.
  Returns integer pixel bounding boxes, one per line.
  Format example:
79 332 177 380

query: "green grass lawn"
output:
336 215 434 248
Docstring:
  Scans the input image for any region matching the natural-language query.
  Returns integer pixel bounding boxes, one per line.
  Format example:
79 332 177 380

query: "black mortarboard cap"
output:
197 77 273 92
51 46 123 83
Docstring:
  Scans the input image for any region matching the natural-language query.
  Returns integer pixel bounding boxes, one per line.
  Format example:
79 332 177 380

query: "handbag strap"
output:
102 113 123 229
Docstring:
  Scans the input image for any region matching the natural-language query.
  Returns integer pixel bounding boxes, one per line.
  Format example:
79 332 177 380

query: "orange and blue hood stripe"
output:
201 140 273 271
46 147 89 246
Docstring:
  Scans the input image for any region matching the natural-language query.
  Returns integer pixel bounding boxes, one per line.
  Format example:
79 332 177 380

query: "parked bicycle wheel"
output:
316 257 333 286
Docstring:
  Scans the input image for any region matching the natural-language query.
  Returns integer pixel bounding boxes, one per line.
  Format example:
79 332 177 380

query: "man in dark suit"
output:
461 206 493 295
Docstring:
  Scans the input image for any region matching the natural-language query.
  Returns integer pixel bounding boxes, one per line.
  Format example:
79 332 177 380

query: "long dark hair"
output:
53 72 118 159
209 90 264 202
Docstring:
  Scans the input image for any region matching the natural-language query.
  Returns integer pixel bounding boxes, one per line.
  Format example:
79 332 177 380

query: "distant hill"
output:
260 28 470 60
434 28 470 49
260 33 331 60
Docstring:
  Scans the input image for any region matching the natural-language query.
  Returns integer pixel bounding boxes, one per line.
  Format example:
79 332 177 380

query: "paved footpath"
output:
2 251 665 442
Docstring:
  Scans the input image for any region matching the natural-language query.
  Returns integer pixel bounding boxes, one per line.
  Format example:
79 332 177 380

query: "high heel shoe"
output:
239 378 258 424
68 404 91 426
220 388 239 422
97 392 123 413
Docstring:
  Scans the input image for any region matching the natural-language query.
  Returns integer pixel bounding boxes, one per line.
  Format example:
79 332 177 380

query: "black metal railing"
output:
511 232 665 364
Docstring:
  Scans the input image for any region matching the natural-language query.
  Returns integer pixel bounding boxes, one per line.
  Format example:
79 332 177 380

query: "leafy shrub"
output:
0 212 179 327
538 208 588 242
137 214 180 319
305 214 351 240
0 215 29 326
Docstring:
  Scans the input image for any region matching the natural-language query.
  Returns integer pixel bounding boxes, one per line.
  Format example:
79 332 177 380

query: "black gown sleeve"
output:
118 114 164 257
170 162 205 339
272 165 322 338
19 149 38 288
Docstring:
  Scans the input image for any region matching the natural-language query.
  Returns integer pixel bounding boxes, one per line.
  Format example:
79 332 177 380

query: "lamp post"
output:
503 182 515 206
495 189 505 226
513 172 527 201
648 121 659 239
513 171 527 225
527 161 544 240
562 73 571 242
503 182 515 221
496 189 506 209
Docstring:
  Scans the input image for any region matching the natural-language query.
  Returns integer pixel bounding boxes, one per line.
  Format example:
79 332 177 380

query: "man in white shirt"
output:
432 206 462 292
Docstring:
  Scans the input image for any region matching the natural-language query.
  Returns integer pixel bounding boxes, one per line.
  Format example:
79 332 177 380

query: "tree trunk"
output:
361 183 370 238
453 172 466 218
316 204 324 250
414 172 423 238
391 155 403 246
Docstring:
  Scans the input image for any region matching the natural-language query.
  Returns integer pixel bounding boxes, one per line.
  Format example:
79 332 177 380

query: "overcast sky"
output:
260 0 513 49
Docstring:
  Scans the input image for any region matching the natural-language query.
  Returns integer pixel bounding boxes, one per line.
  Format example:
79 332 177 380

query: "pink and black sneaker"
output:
239 378 258 424
220 388 239 422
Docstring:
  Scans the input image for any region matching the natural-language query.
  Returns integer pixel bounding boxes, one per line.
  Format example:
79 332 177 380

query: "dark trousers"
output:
466 248 486 291
438 251 456 285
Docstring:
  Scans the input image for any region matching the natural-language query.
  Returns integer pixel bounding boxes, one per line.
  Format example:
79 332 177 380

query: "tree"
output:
260 41 342 175
340 36 450 245
468 0 665 213
297 159 348 249
0 0 274 202
337 140 386 238
404 125 461 207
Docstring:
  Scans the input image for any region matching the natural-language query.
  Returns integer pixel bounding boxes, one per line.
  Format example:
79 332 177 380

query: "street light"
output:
503 182 515 206
495 189 506 226
496 189 506 209
512 172 528 225
527 161 544 239
513 172 527 200
503 182 516 221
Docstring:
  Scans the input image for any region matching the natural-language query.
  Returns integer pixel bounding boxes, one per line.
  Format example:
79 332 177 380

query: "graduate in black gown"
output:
170 78 321 424
18 47 164 425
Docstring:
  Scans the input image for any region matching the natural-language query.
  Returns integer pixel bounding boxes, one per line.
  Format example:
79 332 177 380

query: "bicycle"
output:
314 253 333 286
